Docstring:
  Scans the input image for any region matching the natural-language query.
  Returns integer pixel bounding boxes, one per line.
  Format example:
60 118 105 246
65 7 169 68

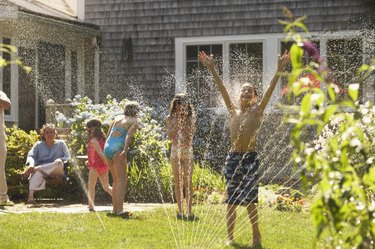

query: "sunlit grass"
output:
0 205 317 249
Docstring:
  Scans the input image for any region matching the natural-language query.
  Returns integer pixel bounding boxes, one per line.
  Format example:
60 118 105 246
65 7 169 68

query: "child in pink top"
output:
85 118 113 211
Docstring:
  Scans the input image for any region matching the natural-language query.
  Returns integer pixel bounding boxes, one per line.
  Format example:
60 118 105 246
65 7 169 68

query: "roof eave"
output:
18 7 101 37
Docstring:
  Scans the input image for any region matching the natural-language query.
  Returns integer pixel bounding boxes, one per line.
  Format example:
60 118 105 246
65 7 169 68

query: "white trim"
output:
175 39 185 94
77 0 85 21
222 41 230 87
175 30 363 111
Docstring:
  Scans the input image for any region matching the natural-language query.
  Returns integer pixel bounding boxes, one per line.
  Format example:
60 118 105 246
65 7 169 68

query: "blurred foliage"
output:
280 7 375 248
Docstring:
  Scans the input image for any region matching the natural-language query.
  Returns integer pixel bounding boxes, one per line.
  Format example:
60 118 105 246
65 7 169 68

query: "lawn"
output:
0 204 316 249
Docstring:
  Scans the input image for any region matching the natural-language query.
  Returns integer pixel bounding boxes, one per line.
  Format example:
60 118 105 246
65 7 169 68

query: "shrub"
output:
273 195 304 212
192 163 226 203
5 126 38 199
193 108 231 171
56 95 172 203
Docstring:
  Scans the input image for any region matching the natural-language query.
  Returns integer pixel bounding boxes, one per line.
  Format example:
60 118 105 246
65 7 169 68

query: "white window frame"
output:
175 30 366 112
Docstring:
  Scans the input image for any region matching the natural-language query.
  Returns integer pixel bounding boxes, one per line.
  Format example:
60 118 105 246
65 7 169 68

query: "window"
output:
185 43 263 108
177 33 364 110
1 38 11 115
186 44 222 108
327 39 362 90
279 38 363 104
280 40 320 104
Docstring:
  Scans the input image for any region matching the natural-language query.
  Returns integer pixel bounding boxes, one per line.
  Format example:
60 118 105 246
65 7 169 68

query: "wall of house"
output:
84 0 373 182
85 0 370 105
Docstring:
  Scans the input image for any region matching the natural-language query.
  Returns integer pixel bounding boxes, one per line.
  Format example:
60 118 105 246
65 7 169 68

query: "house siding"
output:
85 0 369 104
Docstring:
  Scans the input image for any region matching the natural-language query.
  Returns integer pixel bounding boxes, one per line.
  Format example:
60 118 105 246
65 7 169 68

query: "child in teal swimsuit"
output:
104 127 127 160
104 101 140 217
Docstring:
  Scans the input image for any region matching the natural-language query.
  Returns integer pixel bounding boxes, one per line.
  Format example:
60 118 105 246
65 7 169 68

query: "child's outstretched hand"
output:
277 50 291 72
198 51 215 69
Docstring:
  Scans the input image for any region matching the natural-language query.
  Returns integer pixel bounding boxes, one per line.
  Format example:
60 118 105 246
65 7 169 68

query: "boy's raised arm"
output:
198 51 235 112
258 50 290 113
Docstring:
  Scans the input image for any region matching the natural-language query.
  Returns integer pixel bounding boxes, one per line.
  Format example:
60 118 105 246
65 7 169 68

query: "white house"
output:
0 0 100 131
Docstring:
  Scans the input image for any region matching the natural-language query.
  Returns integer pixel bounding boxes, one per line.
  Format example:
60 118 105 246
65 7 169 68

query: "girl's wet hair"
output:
86 118 106 140
124 101 140 117
169 93 194 117
40 123 56 141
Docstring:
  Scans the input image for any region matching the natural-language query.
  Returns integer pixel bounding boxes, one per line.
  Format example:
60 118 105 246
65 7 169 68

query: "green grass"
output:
0 205 316 249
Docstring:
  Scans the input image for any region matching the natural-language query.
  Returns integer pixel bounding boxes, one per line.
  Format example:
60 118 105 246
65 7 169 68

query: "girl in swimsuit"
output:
104 101 140 217
165 94 195 219
85 118 112 211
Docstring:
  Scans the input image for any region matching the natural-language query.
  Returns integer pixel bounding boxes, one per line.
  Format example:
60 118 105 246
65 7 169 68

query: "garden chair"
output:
43 161 70 186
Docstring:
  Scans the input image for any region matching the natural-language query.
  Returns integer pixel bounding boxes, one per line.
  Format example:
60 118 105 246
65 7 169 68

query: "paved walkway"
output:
0 187 279 214
0 201 170 214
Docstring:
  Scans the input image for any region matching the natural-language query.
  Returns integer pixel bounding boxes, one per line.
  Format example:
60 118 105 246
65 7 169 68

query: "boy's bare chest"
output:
230 111 260 131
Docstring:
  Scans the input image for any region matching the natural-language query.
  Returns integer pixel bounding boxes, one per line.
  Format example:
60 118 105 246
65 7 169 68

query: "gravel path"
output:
0 201 170 214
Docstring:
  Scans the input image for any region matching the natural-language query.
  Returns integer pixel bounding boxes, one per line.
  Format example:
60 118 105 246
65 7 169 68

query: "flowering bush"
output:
313 102 375 162
192 163 226 204
273 195 304 212
281 8 375 247
55 95 172 202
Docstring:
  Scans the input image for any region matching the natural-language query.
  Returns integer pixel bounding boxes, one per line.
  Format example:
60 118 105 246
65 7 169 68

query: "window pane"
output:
2 38 11 115
327 38 362 94
18 48 36 131
246 43 262 59
185 44 223 108
199 45 211 55
280 40 320 104
229 42 263 97
71 51 78 97
211 45 222 57
186 45 198 61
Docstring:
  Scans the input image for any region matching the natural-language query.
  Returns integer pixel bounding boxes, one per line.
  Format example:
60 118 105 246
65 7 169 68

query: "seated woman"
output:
23 123 71 206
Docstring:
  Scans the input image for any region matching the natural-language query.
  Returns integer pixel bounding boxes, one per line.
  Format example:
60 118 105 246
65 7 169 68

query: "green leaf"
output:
23 66 32 74
322 105 337 123
290 43 304 69
300 93 312 116
364 167 375 186
327 84 337 102
278 20 290 25
357 64 369 74
282 6 294 19
348 84 359 102
340 100 356 109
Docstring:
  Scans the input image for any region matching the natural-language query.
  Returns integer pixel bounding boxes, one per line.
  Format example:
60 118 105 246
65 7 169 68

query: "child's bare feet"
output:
225 239 234 247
